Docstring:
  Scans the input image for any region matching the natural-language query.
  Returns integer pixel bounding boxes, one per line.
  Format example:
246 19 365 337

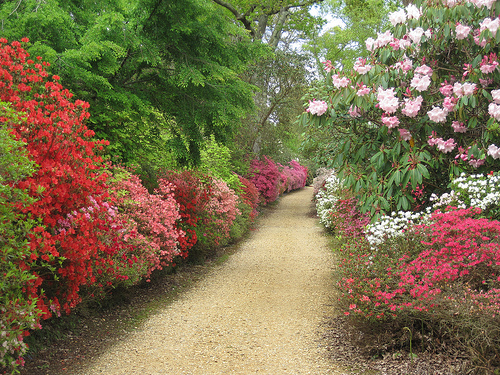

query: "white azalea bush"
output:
365 171 500 246
315 174 344 228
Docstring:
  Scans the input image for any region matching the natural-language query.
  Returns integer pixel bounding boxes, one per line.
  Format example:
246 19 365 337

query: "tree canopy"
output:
0 0 259 165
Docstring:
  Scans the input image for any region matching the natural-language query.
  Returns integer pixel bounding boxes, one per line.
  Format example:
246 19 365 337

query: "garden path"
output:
74 187 346 375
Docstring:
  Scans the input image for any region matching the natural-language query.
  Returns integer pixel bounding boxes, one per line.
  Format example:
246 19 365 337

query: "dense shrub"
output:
0 38 141 320
279 160 308 192
247 156 282 204
109 166 182 279
157 170 211 259
0 105 41 370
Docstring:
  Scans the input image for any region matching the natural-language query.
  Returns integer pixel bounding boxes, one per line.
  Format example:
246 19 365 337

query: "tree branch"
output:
212 0 256 37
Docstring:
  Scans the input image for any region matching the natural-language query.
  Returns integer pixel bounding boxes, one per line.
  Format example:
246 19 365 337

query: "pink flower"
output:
332 75 350 88
408 27 425 44
440 83 454 96
375 30 393 48
401 95 423 117
353 58 372 74
414 64 433 76
436 138 456 153
480 17 500 35
487 144 500 159
488 102 500 120
410 74 431 91
453 82 463 98
427 133 439 146
307 99 328 116
492 89 500 103
349 105 361 117
377 87 399 114
427 106 448 123
443 97 457 111
480 62 498 74
468 157 485 168
357 85 371 96
365 37 376 52
382 115 400 128
452 121 467 133
406 4 421 19
389 9 406 26
455 23 471 39
398 128 412 141
462 82 476 96
322 60 334 72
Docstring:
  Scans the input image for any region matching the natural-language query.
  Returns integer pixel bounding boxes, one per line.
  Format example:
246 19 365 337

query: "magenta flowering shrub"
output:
248 156 282 204
329 198 371 237
109 167 182 278
238 175 260 222
337 207 500 368
279 160 308 192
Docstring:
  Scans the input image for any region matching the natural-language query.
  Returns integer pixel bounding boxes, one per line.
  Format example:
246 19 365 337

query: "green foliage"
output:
0 0 258 166
0 104 42 370
199 135 242 193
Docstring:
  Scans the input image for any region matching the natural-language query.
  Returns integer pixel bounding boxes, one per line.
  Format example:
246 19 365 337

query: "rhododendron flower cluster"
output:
306 99 328 116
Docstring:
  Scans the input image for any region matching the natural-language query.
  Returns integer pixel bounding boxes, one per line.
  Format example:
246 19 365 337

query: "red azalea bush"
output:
157 170 211 259
0 38 142 316
237 175 260 222
108 166 182 279
0 38 145 371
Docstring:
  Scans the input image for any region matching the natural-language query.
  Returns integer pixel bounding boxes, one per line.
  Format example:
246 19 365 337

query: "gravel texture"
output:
72 187 347 375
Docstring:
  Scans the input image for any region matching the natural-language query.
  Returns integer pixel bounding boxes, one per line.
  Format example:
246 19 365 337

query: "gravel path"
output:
74 187 346 375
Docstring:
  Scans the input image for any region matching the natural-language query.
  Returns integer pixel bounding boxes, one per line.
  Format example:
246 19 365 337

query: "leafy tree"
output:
0 0 258 165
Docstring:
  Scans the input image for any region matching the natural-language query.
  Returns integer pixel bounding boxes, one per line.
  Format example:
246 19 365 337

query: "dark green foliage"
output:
0 0 258 166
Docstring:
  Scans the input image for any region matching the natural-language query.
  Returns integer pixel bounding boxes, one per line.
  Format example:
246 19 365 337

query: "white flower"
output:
427 106 448 122
389 9 407 26
487 144 500 159
406 4 421 19
377 87 399 113
365 37 376 52
410 74 431 92
307 100 328 116
408 27 425 44
491 89 500 103
489 102 500 120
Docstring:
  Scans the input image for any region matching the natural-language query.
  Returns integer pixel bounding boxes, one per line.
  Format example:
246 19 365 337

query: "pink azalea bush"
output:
109 166 183 279
248 156 283 204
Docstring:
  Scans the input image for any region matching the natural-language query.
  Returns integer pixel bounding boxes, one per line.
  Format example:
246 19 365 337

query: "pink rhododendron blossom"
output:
468 157 485 168
375 30 394 48
307 99 328 116
389 39 401 50
353 58 372 74
382 115 400 128
480 17 500 34
453 82 463 97
398 128 412 141
452 121 467 133
487 144 500 159
440 83 454 96
455 146 469 161
455 23 471 39
436 138 456 153
427 132 439 146
410 74 431 91
389 9 406 26
492 89 500 103
480 78 493 87
469 0 495 8
332 75 350 88
462 82 476 96
377 87 399 113
322 60 334 72
480 62 498 73
349 105 361 117
427 106 448 122
488 102 500 120
357 85 371 96
414 64 433 76
443 96 457 111
409 27 425 44
365 37 375 51
401 95 423 117
406 4 421 19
